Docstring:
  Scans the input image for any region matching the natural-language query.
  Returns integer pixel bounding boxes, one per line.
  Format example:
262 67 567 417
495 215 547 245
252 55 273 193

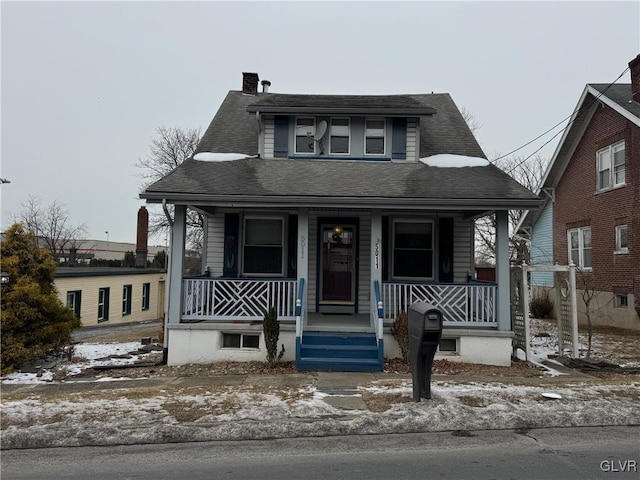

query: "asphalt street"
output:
2 427 639 480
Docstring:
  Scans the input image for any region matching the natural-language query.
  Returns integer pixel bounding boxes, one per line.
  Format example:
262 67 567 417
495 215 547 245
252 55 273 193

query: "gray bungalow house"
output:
141 73 541 370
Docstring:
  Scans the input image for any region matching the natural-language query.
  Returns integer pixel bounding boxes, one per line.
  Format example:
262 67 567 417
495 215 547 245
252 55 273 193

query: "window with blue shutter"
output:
392 118 407 159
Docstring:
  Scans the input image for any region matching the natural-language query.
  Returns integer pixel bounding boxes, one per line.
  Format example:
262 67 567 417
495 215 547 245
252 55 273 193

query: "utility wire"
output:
492 66 631 170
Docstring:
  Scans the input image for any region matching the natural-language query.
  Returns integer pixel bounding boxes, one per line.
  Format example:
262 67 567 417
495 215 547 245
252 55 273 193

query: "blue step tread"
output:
297 356 382 372
300 344 379 359
302 332 377 347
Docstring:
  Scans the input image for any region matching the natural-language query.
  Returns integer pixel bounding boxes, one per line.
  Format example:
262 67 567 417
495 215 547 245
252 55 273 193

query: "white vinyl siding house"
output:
143 77 542 368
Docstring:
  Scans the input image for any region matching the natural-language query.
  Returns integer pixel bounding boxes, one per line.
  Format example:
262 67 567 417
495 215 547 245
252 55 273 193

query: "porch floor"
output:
305 313 373 333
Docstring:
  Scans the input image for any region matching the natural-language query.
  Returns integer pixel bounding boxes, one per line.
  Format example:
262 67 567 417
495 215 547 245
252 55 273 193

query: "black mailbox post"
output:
408 302 443 401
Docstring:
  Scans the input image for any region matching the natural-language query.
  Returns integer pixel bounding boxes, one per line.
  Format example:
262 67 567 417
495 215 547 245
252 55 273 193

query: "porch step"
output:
302 332 378 347
297 331 383 372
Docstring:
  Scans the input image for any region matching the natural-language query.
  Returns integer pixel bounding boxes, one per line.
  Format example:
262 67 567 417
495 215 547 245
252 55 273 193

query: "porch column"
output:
495 209 510 331
167 204 186 324
370 209 382 306
297 208 309 310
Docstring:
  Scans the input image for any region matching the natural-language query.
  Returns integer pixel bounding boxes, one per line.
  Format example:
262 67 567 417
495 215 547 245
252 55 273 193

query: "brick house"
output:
518 55 640 330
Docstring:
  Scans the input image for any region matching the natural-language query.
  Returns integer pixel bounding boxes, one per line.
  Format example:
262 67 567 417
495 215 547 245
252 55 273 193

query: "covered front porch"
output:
165 205 513 369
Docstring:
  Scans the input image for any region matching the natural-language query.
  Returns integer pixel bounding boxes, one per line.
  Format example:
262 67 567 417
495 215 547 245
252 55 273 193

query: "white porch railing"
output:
382 282 497 327
183 278 297 322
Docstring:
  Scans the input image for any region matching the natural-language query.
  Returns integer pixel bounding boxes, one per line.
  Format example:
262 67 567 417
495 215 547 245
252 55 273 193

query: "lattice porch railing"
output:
382 282 497 326
183 278 297 322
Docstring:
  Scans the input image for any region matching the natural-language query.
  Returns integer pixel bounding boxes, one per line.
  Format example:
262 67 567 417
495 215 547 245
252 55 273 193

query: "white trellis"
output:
512 264 579 360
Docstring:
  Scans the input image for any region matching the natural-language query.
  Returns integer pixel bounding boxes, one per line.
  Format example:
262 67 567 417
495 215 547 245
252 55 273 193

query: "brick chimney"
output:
242 72 259 94
629 54 640 103
135 206 149 268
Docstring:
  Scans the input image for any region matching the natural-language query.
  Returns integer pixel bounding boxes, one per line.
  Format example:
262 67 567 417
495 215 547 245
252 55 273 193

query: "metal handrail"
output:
295 278 305 339
373 280 384 341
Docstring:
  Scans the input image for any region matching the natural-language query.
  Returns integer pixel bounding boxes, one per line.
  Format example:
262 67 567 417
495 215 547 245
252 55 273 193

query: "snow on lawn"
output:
2 326 640 448
2 377 639 448
1 341 150 384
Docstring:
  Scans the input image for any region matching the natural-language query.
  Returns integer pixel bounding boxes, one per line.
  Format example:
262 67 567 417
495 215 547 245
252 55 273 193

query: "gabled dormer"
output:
245 78 437 162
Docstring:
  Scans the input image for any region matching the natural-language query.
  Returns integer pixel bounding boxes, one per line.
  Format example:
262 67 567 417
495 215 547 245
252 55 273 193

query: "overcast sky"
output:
2 1 639 243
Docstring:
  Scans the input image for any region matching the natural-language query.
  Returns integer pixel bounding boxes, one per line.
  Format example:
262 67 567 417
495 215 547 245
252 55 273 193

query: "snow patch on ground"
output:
2 341 149 384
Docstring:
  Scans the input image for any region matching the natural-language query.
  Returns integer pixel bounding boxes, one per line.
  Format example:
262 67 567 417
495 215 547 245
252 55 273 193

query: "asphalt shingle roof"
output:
143 157 540 207
144 88 539 209
590 83 640 119
245 93 437 115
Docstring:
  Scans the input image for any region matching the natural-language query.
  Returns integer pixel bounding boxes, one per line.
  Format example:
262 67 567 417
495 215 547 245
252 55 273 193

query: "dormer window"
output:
330 118 350 155
365 119 385 155
295 117 315 154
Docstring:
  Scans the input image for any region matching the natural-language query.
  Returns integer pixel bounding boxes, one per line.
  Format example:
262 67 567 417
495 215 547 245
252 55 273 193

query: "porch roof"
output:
141 157 542 210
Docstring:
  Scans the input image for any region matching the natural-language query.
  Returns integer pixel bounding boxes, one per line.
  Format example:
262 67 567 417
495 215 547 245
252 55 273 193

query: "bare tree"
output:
576 269 600 359
460 105 482 135
134 126 203 250
14 196 88 262
475 154 549 265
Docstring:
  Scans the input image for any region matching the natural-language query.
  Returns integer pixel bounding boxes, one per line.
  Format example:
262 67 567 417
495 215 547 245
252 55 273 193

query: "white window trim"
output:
294 116 316 155
98 287 109 322
329 117 350 155
596 140 625 192
142 282 150 311
391 218 435 280
241 215 285 277
364 118 386 157
122 284 132 316
615 225 629 254
567 227 592 271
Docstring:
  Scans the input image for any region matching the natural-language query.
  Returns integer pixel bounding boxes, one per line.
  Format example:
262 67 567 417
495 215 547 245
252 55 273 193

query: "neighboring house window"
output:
295 117 315 154
597 141 625 191
365 119 385 155
615 294 628 309
615 225 628 254
223 333 260 349
66 290 82 318
392 220 434 279
330 118 350 154
568 227 592 269
243 217 284 275
122 284 132 316
98 287 110 323
142 283 151 311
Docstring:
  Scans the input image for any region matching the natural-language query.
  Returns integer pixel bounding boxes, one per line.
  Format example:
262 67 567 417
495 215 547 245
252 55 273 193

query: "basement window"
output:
615 294 628 309
223 333 260 349
438 338 457 352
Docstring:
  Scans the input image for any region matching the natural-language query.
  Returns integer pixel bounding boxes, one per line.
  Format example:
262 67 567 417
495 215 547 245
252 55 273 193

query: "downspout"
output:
161 199 173 365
